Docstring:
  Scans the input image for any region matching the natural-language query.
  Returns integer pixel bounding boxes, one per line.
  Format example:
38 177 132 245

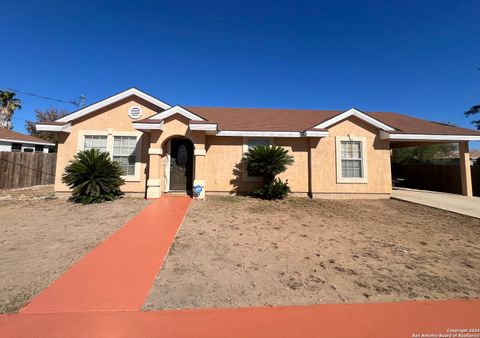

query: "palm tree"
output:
0 91 22 129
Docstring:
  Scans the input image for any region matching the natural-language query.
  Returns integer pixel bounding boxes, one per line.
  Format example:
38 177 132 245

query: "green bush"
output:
253 178 291 200
243 145 294 200
244 145 294 182
62 149 125 204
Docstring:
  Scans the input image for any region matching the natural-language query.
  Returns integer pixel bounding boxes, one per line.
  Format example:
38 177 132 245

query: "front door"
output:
169 138 193 191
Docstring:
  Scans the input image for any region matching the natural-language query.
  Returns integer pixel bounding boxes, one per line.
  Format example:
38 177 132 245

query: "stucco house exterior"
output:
0 129 54 153
36 88 480 199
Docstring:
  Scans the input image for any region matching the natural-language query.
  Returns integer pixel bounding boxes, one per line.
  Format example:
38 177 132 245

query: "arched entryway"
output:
166 137 194 193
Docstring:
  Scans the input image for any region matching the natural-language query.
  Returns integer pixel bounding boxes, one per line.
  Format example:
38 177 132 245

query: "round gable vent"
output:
128 106 143 119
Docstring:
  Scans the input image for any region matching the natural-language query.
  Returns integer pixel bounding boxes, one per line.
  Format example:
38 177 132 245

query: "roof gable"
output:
147 105 205 121
313 108 396 131
56 88 171 123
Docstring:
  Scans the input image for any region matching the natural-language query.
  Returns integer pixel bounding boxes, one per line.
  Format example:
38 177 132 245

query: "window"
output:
341 141 363 178
247 139 270 150
11 143 21 152
84 135 108 152
80 132 141 181
23 147 34 153
336 136 367 183
35 145 44 153
113 136 137 176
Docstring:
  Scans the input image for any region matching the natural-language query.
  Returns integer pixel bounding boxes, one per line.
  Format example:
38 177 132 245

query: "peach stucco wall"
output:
310 116 392 197
204 136 310 194
55 99 392 198
54 97 161 194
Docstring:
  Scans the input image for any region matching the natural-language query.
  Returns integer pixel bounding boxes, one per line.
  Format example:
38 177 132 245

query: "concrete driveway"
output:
391 188 480 219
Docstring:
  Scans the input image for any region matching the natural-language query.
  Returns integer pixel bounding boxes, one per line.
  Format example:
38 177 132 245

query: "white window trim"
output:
335 136 368 184
242 137 274 182
21 145 35 152
77 130 143 182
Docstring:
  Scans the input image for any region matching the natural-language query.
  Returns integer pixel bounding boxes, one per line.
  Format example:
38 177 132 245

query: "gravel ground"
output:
144 196 480 310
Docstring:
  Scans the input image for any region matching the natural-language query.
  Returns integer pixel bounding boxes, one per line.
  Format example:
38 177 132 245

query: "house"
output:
0 128 54 153
36 88 480 199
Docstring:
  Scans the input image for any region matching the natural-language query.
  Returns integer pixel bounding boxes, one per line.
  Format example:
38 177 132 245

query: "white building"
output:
0 128 54 153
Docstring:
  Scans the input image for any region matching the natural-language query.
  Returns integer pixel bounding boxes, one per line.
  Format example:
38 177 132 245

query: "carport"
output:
380 130 479 197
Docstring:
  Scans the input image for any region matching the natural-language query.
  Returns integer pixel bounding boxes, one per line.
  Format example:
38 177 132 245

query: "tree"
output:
25 108 69 144
62 149 125 204
0 91 21 129
465 104 480 130
243 145 294 199
392 143 458 164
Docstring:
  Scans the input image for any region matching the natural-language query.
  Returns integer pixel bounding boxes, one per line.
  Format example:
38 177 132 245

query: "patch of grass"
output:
209 195 246 204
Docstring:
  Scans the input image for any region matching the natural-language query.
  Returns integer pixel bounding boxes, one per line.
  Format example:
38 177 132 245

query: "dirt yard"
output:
0 186 150 313
144 196 480 310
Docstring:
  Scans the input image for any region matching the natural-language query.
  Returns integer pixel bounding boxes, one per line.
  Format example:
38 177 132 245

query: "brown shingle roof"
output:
366 112 480 136
186 107 480 136
186 107 342 132
0 128 54 145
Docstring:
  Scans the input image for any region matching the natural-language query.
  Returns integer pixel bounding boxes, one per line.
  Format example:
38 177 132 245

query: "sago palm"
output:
243 144 294 183
62 149 125 204
243 144 294 200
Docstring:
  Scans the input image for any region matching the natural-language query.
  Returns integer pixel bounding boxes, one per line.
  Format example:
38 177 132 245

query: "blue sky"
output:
2 0 479 139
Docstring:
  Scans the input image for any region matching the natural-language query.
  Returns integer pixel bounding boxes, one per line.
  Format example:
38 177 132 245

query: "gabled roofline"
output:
313 108 396 131
148 105 205 121
56 88 171 123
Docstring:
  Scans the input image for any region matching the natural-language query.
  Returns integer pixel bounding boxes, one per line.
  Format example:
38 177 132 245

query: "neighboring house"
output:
0 128 54 153
442 149 480 165
36 88 480 199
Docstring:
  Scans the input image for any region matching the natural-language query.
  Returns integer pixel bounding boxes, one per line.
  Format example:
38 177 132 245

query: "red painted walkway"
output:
21 196 191 313
2 299 480 338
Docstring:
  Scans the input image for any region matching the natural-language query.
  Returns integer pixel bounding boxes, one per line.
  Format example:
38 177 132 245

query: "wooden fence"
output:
0 152 56 189
392 163 480 197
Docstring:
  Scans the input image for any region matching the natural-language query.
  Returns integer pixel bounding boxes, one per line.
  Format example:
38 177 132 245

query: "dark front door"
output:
170 138 193 191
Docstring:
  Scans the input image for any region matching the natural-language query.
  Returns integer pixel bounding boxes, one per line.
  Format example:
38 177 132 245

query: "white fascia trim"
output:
35 123 71 133
132 121 165 130
0 138 55 146
314 108 395 131
194 149 206 156
380 130 480 141
148 147 163 155
303 130 329 137
148 105 204 122
189 123 217 131
56 88 171 123
216 131 302 137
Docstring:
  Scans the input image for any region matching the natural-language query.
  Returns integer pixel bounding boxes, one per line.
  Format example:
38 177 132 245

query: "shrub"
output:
244 145 294 183
243 145 294 200
253 178 291 200
62 149 125 204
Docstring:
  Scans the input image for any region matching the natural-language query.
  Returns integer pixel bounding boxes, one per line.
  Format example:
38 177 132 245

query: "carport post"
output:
459 141 473 197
